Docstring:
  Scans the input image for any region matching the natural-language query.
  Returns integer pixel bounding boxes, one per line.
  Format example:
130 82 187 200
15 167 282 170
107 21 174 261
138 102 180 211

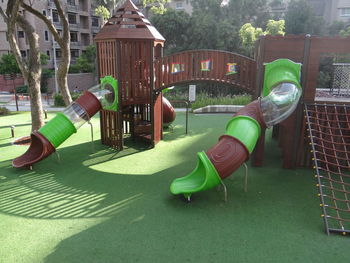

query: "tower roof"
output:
94 0 165 41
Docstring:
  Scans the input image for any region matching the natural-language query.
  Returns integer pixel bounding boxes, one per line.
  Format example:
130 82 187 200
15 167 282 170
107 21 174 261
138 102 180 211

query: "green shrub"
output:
54 92 80 106
54 93 65 106
190 94 252 110
16 85 28 94
0 106 9 116
69 64 80 73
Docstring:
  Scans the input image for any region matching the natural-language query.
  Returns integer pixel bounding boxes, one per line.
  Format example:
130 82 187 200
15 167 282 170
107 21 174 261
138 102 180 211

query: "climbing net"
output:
305 103 350 235
331 63 350 97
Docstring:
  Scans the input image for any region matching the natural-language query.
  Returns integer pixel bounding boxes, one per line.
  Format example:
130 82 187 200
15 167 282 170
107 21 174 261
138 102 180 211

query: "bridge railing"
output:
154 49 256 94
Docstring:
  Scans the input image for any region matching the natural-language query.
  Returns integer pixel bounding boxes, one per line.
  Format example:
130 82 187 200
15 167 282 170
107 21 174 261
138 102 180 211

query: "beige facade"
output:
323 0 350 24
269 0 350 25
0 0 102 68
167 0 193 15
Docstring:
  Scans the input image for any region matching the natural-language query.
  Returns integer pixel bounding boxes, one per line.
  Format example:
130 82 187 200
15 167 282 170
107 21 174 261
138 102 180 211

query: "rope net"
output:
305 103 350 235
331 63 350 97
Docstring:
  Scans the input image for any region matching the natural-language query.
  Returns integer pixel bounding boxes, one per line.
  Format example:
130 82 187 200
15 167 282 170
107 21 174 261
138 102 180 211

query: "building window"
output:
70 31 78 42
52 10 59 22
71 49 79 58
175 2 184 10
18 31 24 38
42 10 47 16
20 50 26 58
56 49 62 58
92 17 99 27
67 0 75 6
68 13 77 24
46 50 50 59
44 31 49 41
340 8 350 17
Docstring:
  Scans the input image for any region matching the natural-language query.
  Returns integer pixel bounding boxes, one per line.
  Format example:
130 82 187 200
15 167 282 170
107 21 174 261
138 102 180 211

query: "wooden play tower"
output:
94 0 165 150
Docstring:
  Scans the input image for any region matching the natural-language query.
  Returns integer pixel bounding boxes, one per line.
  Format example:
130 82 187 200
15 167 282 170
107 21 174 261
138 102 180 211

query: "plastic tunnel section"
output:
170 59 302 200
12 76 118 168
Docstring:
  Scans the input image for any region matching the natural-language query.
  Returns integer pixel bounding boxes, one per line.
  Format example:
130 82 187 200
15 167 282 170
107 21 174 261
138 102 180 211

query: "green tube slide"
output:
170 58 302 201
170 151 222 199
225 116 261 153
39 113 77 148
170 115 261 199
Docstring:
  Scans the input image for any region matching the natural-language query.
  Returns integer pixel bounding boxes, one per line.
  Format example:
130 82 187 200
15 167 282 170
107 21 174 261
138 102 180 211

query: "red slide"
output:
162 97 176 126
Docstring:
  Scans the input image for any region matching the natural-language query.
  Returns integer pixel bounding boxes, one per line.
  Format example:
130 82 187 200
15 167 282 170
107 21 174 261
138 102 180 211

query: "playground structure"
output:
94 0 257 150
10 0 350 235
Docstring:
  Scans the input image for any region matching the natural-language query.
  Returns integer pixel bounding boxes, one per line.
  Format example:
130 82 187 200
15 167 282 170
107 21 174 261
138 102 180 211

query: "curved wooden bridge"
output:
154 49 257 94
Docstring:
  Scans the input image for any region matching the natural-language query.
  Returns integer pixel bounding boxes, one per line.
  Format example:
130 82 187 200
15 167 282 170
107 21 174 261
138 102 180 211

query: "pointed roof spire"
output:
94 0 165 41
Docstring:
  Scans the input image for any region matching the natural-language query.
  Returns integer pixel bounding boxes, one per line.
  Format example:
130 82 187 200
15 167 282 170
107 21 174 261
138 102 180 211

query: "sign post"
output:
189 85 196 102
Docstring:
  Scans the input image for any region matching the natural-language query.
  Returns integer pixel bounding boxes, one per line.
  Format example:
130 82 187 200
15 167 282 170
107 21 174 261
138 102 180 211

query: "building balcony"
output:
67 4 78 13
70 41 81 47
69 23 79 29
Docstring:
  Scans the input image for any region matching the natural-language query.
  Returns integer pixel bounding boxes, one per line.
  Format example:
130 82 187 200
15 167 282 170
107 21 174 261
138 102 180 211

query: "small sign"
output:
189 85 196 102
200 59 211 71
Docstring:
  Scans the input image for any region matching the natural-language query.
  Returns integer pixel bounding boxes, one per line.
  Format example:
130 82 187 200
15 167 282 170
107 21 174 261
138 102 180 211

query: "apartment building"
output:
269 0 350 25
167 0 193 15
0 0 102 68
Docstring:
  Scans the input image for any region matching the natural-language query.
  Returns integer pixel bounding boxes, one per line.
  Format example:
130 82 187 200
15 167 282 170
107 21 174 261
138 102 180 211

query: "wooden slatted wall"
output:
154 50 256 94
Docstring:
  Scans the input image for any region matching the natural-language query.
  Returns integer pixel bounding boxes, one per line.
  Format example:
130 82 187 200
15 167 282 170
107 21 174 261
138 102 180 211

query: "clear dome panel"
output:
260 82 301 127
88 83 115 109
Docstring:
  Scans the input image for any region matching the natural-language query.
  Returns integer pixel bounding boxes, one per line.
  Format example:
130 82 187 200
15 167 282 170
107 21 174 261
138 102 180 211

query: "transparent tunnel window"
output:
62 102 89 129
88 83 115 109
260 82 301 127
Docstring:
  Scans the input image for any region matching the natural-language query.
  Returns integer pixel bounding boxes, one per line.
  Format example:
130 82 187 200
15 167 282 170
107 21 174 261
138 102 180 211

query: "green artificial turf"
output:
0 111 349 263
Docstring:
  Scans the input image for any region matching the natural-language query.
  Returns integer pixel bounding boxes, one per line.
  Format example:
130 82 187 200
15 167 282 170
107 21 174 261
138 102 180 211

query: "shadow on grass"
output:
0 128 204 221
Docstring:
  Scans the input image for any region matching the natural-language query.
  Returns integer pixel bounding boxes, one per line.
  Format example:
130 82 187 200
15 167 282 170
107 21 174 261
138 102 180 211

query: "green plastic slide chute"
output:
170 151 222 198
39 113 77 148
225 115 261 153
100 75 118 111
262 58 301 97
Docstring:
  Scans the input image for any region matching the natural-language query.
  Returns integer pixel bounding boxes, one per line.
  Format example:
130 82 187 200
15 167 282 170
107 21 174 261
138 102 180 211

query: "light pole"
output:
4 73 19 111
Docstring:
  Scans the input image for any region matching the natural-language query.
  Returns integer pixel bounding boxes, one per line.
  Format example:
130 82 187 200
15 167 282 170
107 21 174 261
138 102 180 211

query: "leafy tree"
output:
339 26 350 37
265 19 285 36
239 20 285 56
143 0 170 14
151 9 190 54
239 23 264 47
186 0 238 51
328 21 347 36
0 53 21 74
223 0 270 29
95 5 110 21
285 0 325 35
69 45 96 73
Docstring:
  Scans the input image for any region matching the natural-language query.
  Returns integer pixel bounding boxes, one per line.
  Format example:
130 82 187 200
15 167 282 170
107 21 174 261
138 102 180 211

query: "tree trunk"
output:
57 43 72 105
0 1 44 131
27 73 44 131
21 0 72 106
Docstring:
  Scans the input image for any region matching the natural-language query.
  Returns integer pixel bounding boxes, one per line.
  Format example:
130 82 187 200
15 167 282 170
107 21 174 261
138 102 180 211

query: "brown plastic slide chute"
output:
12 131 55 168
